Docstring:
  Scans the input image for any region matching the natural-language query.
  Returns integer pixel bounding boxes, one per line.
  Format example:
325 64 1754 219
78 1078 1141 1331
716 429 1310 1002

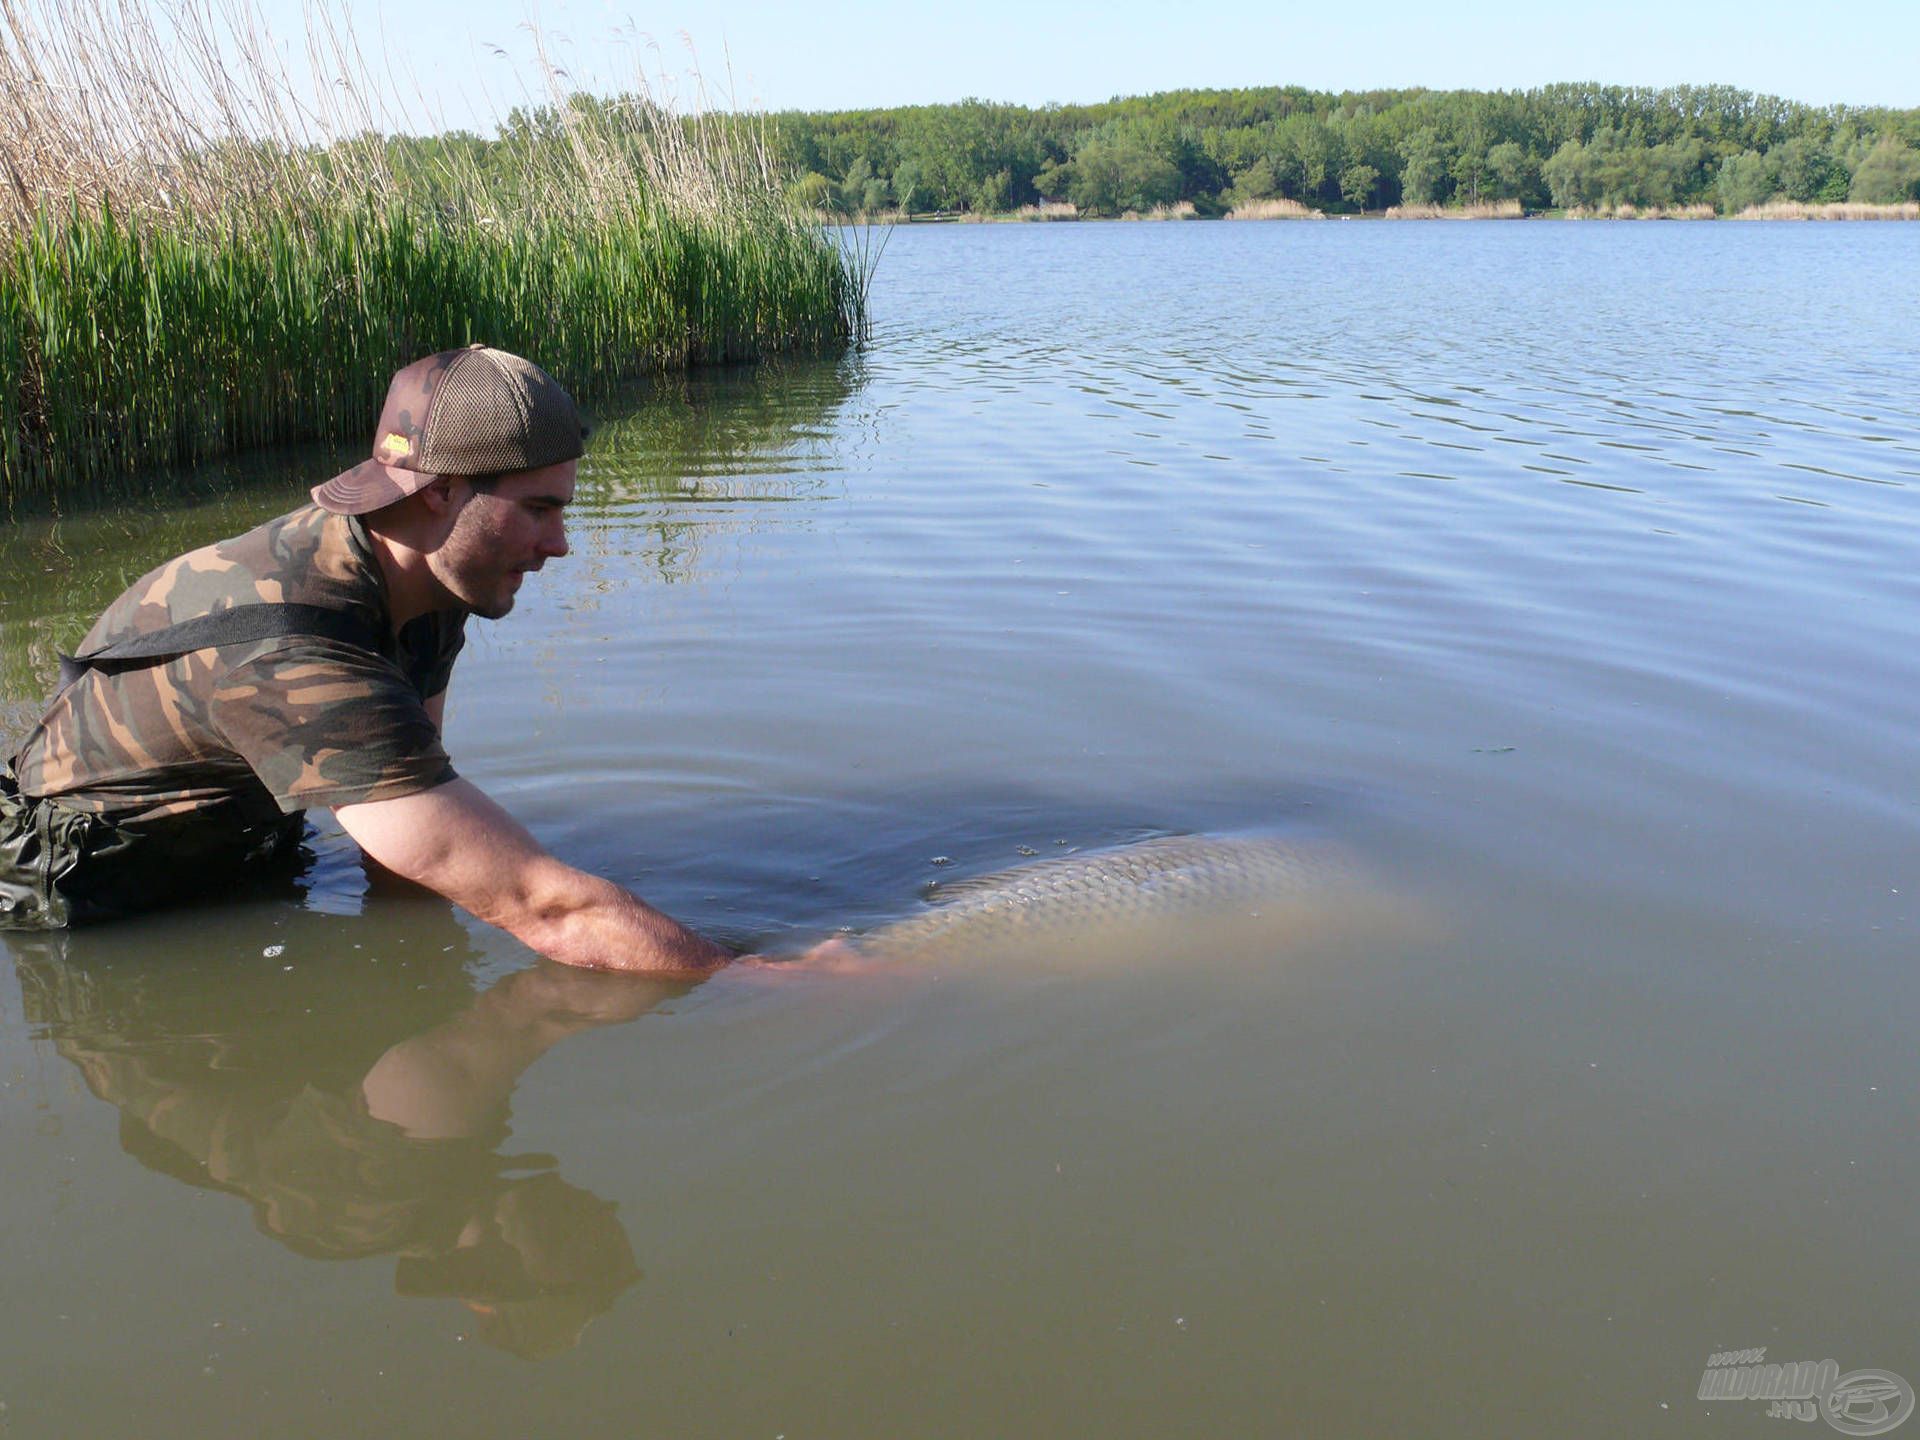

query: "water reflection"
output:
585 357 864 501
12 911 683 1360
568 358 864 589
0 358 867 718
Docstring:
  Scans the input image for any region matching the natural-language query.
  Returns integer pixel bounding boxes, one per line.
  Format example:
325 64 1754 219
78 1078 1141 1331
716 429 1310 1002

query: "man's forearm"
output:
484 856 733 974
335 779 734 974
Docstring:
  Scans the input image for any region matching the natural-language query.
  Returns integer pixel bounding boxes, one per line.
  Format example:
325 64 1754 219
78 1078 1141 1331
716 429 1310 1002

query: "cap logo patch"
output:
378 432 413 461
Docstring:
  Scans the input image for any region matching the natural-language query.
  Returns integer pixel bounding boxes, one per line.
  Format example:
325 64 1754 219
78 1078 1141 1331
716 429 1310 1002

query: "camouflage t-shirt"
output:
10 504 465 838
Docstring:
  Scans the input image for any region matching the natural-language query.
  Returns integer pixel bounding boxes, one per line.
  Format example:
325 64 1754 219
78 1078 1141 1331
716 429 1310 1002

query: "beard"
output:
430 496 525 619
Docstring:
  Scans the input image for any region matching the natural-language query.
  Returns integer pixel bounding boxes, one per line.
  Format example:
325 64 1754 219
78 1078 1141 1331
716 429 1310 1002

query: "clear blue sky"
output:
267 0 1920 129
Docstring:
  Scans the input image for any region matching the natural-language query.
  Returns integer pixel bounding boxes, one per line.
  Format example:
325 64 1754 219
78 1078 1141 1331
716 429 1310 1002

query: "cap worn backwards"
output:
312 345 587 517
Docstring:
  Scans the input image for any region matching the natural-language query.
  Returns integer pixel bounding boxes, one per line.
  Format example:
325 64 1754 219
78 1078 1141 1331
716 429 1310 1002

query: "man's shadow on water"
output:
7 895 687 1360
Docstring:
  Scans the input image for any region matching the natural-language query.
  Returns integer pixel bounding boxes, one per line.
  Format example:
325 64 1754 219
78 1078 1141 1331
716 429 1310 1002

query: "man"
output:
1 345 733 973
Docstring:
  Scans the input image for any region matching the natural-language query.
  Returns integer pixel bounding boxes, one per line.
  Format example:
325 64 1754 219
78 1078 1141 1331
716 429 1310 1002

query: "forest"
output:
757 84 1920 216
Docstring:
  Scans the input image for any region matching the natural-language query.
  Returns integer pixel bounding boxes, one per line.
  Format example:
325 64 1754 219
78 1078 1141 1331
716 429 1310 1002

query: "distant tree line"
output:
760 84 1920 216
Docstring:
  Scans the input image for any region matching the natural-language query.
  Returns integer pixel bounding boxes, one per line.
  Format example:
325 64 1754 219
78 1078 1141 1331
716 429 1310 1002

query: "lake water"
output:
3 220 1918 1437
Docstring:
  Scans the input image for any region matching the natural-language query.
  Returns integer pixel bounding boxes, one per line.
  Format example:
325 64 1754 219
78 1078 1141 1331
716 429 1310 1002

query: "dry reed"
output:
998 202 1080 222
1731 200 1920 220
1383 199 1524 219
1563 202 1715 220
1224 198 1321 220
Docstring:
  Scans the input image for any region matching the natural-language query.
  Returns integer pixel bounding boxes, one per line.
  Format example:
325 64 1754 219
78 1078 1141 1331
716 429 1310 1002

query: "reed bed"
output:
1006 202 1080 222
1383 199 1524 219
1118 201 1199 221
1563 202 1716 220
834 207 911 224
956 202 1080 223
0 0 865 507
1224 198 1321 220
1731 200 1920 220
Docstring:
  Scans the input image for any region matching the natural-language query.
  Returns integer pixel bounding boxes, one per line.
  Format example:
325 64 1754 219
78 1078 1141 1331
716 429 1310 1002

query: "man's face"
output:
429 461 576 619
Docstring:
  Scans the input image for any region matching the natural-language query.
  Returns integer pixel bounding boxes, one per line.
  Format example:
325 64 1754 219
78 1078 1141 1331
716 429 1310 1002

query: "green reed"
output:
0 193 864 505
0 0 868 508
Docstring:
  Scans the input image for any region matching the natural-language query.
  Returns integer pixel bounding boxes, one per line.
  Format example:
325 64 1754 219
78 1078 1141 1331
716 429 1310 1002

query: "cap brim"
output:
311 459 432 516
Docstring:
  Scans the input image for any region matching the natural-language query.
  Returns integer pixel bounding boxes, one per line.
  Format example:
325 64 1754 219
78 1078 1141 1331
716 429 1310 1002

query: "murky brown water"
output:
3 222 1917 1437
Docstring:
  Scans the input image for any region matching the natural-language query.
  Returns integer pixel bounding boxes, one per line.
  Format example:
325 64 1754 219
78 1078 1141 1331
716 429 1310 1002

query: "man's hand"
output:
732 936 881 975
789 936 869 969
335 779 733 975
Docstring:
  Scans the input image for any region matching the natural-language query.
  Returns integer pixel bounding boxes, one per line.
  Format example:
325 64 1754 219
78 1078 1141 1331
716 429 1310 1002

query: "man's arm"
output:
334 778 734 975
423 689 447 734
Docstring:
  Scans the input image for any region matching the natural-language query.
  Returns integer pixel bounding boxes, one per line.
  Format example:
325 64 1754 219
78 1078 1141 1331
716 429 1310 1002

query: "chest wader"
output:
1 604 381 930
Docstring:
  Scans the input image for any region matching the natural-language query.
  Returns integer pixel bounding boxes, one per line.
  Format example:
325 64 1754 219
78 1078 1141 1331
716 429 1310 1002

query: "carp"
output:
851 832 1377 963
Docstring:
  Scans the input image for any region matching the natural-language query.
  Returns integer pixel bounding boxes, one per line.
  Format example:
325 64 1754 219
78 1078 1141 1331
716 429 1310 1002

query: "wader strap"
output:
57 604 383 695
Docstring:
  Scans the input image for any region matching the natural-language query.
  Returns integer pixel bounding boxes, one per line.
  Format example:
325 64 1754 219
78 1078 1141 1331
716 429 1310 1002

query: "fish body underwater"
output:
853 833 1383 964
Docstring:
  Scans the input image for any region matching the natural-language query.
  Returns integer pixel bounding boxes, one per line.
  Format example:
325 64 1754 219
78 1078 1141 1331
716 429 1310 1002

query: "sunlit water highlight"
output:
2 221 1917 1437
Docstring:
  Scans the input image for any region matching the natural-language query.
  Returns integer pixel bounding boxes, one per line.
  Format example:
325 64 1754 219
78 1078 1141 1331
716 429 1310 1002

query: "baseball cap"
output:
312 345 587 516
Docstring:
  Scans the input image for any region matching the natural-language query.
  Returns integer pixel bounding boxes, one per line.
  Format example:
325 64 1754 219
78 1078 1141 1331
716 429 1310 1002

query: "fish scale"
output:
857 834 1364 960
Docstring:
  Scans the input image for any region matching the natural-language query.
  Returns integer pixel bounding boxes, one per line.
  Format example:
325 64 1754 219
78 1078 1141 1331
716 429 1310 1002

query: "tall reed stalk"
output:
0 0 866 507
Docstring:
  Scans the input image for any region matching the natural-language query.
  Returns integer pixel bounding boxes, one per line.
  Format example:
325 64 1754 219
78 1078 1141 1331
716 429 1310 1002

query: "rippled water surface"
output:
4 221 1919 1437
